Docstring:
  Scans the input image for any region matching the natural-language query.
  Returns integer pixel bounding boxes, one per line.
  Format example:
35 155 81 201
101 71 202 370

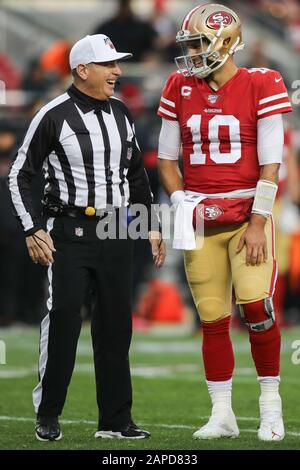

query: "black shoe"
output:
95 421 150 439
35 416 62 441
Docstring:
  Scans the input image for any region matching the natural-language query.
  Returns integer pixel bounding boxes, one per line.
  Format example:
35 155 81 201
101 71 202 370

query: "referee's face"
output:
85 60 122 100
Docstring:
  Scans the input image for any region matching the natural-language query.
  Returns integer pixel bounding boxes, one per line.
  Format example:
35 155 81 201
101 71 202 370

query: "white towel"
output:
172 188 256 250
173 194 206 250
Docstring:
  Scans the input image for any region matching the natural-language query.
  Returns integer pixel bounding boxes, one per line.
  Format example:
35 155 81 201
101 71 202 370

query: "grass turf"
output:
0 325 299 450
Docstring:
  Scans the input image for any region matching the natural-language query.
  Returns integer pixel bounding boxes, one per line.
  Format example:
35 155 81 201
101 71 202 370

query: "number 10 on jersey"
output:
187 114 241 165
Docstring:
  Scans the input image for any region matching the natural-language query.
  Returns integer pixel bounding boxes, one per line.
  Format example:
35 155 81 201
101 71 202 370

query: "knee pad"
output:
197 297 229 322
238 297 275 332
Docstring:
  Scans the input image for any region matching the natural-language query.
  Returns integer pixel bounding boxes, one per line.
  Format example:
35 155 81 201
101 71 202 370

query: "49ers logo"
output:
206 11 233 29
197 205 224 221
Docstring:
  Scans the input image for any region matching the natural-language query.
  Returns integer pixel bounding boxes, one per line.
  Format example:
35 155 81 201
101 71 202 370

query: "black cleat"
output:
35 416 62 441
95 420 150 439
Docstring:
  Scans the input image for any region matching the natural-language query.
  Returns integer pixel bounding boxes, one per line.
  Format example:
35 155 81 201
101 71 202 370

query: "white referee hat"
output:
69 34 132 69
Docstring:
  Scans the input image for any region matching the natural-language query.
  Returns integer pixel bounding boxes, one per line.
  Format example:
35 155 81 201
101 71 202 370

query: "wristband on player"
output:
170 190 185 206
251 179 278 218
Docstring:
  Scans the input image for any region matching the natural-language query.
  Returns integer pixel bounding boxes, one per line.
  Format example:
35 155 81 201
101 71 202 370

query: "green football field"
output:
0 324 299 450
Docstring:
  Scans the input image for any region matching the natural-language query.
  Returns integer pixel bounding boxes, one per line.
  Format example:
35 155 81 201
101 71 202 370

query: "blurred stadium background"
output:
0 0 300 450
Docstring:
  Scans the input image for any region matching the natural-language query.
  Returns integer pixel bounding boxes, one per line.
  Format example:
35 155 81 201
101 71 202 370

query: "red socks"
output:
242 300 281 376
202 316 234 381
201 301 281 381
249 325 281 376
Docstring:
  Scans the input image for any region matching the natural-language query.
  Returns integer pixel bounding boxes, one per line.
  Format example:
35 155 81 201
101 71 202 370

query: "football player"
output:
157 4 292 441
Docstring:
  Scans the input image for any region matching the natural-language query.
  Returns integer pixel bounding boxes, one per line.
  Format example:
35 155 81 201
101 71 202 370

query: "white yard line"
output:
1 335 298 355
0 416 97 425
0 362 300 385
1 364 300 385
0 415 299 437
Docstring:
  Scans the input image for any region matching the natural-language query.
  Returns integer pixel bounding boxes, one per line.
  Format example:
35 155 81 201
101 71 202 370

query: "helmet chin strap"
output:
228 36 244 54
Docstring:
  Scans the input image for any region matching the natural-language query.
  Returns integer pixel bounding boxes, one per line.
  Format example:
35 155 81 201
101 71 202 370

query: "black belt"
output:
42 198 117 219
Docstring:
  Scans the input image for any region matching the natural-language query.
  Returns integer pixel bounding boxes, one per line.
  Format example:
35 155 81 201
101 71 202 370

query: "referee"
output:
8 34 165 441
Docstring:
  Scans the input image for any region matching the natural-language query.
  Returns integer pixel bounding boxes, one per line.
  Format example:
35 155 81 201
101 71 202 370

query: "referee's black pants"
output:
33 214 133 429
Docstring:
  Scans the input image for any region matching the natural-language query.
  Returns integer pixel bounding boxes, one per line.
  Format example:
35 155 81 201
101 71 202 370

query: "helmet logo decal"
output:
206 11 233 29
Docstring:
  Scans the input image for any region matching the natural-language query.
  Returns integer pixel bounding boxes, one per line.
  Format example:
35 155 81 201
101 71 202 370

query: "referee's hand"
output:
26 229 56 266
149 231 166 268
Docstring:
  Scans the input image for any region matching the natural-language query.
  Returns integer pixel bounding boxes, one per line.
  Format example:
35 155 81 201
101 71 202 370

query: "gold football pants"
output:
184 218 277 323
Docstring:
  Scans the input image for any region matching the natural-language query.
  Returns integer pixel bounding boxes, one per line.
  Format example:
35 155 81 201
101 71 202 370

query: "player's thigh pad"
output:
184 231 232 322
229 217 277 304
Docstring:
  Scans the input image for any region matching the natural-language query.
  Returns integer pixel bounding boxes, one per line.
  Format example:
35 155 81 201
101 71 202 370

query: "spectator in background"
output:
0 120 46 325
246 40 281 70
119 82 160 307
0 121 20 325
150 0 178 63
92 0 158 62
0 50 21 90
22 57 60 100
40 39 72 80
245 40 290 88
0 121 45 326
272 124 300 326
285 0 300 53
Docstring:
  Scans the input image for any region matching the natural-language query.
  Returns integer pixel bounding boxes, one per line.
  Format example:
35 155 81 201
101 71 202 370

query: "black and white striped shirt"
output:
9 84 153 235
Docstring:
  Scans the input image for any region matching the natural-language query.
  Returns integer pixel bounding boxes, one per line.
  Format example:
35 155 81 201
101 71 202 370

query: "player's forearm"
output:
259 163 280 185
158 158 184 196
249 212 267 227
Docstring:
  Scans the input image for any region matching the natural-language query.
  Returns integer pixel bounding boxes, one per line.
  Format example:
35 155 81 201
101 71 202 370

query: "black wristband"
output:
25 226 43 237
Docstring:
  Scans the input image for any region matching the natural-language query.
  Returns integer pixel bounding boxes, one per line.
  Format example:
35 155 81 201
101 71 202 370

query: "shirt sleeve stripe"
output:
161 96 176 108
257 102 292 116
259 92 289 105
158 106 177 118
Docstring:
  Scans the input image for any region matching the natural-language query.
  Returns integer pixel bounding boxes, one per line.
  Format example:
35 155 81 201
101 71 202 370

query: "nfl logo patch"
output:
127 147 133 161
75 227 83 237
104 37 115 49
208 94 219 104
